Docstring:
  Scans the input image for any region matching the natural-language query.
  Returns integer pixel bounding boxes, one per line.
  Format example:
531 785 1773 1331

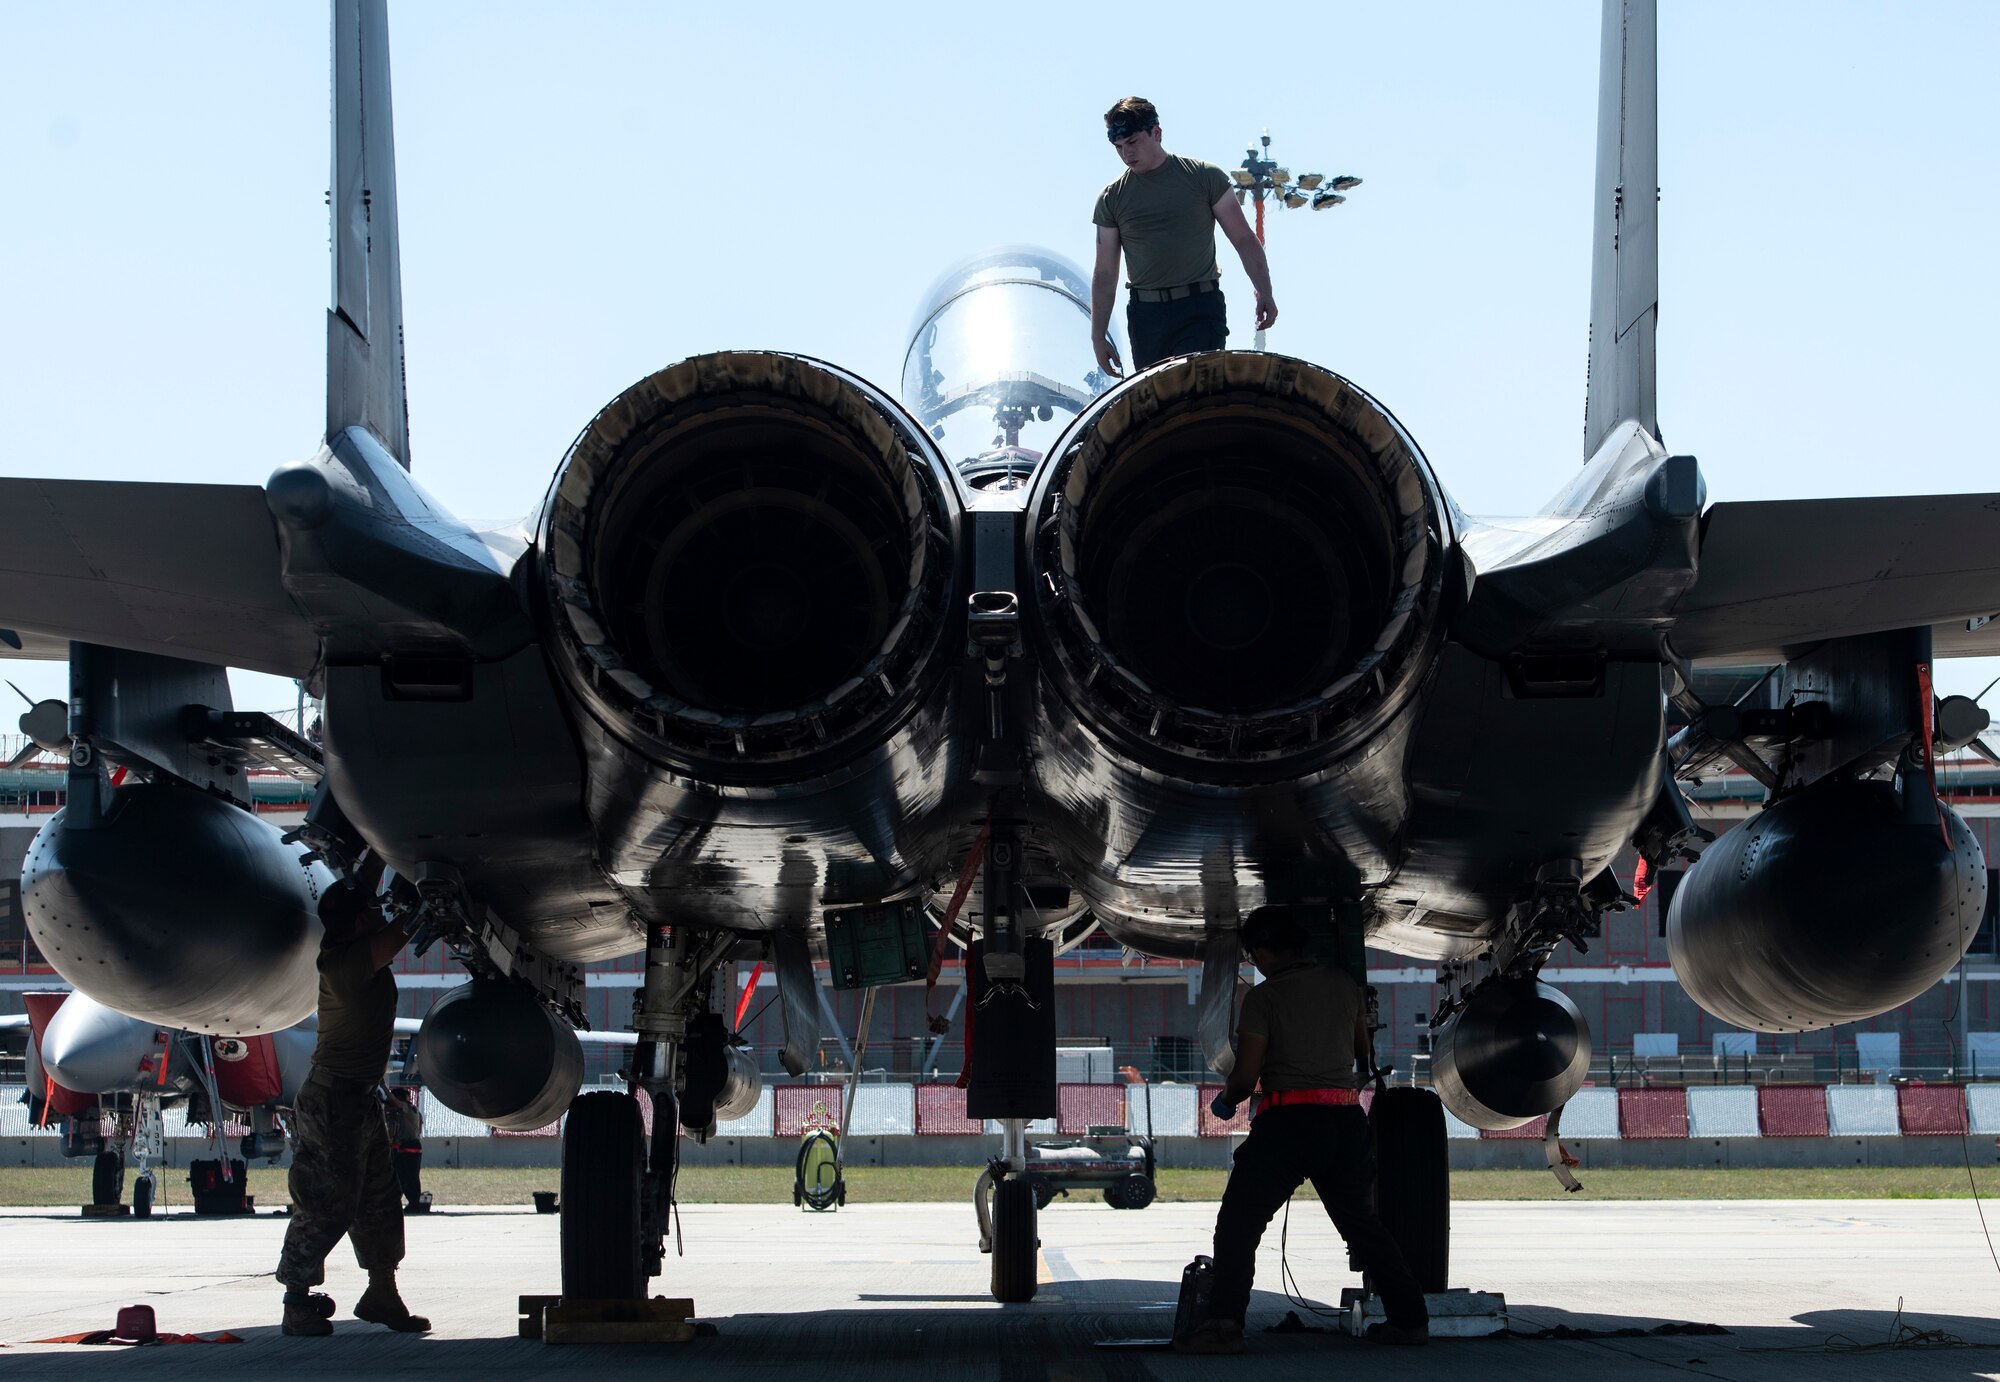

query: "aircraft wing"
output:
0 478 315 677
1673 495 2000 663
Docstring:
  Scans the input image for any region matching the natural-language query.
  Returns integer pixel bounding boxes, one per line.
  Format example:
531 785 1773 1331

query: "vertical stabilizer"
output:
1582 0 1658 457
326 0 410 467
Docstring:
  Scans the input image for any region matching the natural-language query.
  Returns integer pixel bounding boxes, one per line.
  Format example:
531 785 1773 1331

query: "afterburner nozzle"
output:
541 353 962 776
1031 352 1445 769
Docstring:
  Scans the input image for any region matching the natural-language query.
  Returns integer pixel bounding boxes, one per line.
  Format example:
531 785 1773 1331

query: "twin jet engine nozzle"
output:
539 354 963 779
541 348 1448 790
1032 352 1446 772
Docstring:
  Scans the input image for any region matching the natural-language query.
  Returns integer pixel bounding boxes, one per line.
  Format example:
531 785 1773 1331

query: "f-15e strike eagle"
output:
5 0 1996 1303
1 988 635 1217
3 990 313 1214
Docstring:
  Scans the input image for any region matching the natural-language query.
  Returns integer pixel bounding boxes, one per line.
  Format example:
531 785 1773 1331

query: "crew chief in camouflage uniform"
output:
276 857 430 1337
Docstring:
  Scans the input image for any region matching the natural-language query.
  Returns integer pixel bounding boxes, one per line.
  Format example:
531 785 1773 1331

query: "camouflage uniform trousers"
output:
276 1071 405 1290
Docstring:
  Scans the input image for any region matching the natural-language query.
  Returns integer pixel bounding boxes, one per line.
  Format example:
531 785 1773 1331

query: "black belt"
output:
1129 280 1220 303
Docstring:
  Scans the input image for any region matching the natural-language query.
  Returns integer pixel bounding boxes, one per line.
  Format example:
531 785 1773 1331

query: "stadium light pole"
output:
1228 129 1363 350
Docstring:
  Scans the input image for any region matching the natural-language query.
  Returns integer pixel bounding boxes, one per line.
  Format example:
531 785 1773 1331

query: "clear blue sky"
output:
2 2 1995 711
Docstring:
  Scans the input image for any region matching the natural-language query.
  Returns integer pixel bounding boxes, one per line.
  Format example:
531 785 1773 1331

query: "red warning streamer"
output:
732 962 765 1032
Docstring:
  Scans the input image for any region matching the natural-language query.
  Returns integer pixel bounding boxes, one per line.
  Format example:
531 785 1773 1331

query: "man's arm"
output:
1090 225 1125 377
1222 1030 1268 1107
1212 194 1278 331
365 912 407 970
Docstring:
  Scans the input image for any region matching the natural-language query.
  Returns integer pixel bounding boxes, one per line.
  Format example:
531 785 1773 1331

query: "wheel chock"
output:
521 1294 704 1344
1340 1288 1509 1338
80 1204 132 1218
517 1295 559 1339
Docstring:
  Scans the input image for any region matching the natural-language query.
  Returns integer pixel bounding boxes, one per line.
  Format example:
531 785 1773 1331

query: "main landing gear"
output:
561 925 691 1300
91 1148 124 1209
560 925 752 1302
561 1090 648 1300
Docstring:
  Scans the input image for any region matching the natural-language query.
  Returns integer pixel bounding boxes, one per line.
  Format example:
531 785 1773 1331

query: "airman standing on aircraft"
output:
275 857 430 1337
1177 905 1428 1354
1090 96 1278 376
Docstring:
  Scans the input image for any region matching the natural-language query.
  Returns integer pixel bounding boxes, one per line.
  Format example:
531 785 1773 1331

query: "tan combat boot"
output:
354 1270 431 1332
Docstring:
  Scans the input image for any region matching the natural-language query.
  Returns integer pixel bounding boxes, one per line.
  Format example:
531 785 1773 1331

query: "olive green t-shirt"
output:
1092 155 1233 290
1237 958 1366 1092
312 936 397 1083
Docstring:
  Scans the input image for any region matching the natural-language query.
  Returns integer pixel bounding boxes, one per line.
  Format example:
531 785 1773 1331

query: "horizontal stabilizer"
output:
1674 495 2000 662
0 479 315 676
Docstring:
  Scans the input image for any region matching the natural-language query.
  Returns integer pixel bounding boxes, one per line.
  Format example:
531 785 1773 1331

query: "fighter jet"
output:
2 988 638 1214
4 0 1996 1303
4 990 319 1213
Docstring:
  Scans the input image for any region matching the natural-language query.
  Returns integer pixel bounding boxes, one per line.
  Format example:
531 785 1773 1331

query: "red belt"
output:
1260 1087 1360 1109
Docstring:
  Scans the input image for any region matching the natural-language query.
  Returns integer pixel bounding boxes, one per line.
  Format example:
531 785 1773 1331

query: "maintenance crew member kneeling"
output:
275 856 430 1337
1178 904 1429 1354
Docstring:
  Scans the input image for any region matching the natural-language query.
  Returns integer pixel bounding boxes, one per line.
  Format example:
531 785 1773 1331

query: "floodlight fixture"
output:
1310 192 1346 210
1236 189 1249 205
1283 191 1307 209
1330 176 1362 192
1296 173 1324 190
1272 168 1291 185
1231 168 1255 187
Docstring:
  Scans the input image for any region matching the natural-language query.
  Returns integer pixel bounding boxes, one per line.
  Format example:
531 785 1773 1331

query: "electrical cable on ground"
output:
1925 672 2000 1282
1937 832 2000 1280
1275 1194 1346 1321
1744 1297 1979 1353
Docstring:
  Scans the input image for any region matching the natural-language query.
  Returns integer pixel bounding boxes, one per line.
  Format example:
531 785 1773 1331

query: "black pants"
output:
1208 1105 1428 1329
394 1145 423 1206
1127 290 1227 369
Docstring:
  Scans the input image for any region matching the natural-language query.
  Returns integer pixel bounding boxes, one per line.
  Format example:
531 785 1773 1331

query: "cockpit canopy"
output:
899 246 1123 488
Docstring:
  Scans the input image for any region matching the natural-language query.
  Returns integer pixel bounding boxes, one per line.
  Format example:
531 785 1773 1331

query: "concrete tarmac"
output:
2 1198 1998 1378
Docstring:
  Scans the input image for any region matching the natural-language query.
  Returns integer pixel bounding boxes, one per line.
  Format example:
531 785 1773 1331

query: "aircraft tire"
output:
560 1091 646 1301
91 1150 124 1208
1029 1175 1054 1210
1370 1087 1450 1293
989 1177 1039 1303
132 1173 155 1218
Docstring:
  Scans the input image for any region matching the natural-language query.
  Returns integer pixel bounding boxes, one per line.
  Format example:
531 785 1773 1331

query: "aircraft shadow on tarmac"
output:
22 1285 2000 1378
